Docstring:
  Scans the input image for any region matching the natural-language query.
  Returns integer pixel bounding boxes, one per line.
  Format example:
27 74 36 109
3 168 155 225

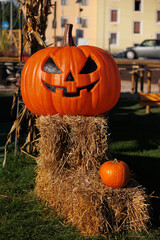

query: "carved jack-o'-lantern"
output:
21 24 121 116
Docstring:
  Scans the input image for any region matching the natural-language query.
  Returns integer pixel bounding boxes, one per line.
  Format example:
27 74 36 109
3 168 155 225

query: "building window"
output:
156 10 160 23
110 9 119 23
109 32 118 45
61 17 68 27
134 0 142 11
82 18 88 28
76 17 82 25
82 0 88 6
156 33 160 39
61 0 68 6
133 21 141 34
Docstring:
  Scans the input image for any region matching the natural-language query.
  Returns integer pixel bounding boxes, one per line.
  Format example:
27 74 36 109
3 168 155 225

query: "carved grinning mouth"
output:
43 80 99 97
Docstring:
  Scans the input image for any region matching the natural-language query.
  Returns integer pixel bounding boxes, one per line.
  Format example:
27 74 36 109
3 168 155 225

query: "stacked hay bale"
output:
35 114 150 237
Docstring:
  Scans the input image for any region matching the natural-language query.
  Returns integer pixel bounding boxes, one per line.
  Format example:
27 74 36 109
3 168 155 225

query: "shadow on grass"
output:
109 98 160 153
108 98 160 226
114 153 160 227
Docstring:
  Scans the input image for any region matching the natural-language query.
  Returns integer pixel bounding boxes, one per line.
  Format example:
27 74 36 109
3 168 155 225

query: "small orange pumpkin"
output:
100 159 130 188
21 24 120 116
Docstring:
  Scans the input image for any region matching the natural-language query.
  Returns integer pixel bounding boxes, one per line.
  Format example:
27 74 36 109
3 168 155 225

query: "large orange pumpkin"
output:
21 24 121 116
100 159 130 188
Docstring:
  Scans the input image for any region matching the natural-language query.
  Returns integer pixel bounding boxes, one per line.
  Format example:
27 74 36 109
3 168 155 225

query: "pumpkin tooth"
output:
43 80 99 97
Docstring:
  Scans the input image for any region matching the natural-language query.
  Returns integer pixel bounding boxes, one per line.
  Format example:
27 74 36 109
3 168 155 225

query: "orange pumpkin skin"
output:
21 24 120 116
100 159 130 188
21 45 120 116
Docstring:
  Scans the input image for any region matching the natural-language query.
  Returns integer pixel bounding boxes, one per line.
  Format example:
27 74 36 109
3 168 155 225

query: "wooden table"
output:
115 58 160 68
0 57 20 63
115 58 160 94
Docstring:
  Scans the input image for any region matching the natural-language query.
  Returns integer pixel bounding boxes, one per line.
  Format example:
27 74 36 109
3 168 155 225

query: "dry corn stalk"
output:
3 1 52 165
3 105 38 167
17 0 53 52
3 105 27 167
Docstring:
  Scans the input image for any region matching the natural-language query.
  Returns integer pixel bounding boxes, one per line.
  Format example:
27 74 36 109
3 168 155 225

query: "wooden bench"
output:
139 93 160 113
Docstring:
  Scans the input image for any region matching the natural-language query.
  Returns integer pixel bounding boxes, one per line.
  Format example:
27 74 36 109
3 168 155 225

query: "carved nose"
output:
66 72 75 81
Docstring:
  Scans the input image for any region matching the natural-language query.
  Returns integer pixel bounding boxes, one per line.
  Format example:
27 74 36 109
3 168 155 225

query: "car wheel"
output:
126 51 136 59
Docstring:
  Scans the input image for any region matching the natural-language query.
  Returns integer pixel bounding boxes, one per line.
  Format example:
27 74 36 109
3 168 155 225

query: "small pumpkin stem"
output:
113 158 119 163
61 24 75 47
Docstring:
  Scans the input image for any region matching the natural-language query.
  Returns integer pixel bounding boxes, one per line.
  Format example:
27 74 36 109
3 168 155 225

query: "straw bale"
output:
35 166 150 236
35 114 151 237
36 114 109 172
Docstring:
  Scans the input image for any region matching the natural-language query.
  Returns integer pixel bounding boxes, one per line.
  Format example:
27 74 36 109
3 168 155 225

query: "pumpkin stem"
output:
62 24 76 47
113 158 119 163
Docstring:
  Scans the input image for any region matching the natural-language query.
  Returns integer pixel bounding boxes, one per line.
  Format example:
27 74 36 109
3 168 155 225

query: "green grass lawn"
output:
0 93 160 239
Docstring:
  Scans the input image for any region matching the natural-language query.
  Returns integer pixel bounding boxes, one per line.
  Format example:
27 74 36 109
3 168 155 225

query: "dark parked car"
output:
124 39 160 59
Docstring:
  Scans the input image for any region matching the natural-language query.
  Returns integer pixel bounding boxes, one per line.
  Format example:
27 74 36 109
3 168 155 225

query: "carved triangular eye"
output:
44 57 61 73
79 57 97 74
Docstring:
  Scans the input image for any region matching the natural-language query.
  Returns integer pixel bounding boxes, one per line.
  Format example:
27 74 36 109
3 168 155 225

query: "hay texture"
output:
36 114 109 172
35 115 150 237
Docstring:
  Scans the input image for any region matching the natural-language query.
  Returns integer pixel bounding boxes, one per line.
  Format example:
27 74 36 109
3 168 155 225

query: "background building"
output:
45 0 160 54
46 0 97 47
